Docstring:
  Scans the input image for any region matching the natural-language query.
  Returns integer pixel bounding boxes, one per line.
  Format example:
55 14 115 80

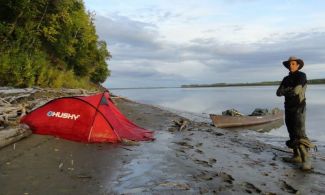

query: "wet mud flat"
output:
1 98 325 194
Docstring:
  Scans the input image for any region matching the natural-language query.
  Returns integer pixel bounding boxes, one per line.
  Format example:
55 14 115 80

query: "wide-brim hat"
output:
282 56 304 70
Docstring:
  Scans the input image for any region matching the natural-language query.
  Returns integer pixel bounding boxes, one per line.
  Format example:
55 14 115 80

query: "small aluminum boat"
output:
210 110 284 128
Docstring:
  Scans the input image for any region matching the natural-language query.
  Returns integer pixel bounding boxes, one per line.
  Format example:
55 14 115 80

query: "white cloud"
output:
85 1 325 87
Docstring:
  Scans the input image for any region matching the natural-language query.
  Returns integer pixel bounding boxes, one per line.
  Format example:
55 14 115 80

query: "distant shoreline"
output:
181 82 280 88
109 79 325 90
181 78 325 88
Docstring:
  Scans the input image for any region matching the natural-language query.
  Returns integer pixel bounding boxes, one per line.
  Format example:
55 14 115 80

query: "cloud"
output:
94 14 325 88
95 14 159 48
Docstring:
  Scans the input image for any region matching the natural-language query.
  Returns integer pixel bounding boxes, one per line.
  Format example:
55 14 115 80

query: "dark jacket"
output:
276 71 307 108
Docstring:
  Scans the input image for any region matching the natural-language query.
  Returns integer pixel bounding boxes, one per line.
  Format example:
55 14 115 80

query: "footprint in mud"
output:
208 158 217 165
158 181 190 191
176 148 186 153
281 180 299 194
269 162 277 166
183 137 192 141
242 182 262 194
218 172 235 184
195 149 204 154
193 159 212 167
205 129 213 133
168 127 178 132
173 141 194 149
261 172 269 176
193 171 218 181
196 143 203 147
213 132 224 136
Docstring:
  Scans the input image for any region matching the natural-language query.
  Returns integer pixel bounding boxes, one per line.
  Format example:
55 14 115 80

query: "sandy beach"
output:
1 94 325 194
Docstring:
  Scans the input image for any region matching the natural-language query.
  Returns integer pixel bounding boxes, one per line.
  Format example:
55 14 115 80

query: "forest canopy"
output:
0 0 111 88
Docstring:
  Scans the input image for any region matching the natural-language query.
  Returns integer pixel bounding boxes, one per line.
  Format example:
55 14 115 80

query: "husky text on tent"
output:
47 111 80 120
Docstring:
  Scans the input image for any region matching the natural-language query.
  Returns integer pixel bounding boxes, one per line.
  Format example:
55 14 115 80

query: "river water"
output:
111 85 325 146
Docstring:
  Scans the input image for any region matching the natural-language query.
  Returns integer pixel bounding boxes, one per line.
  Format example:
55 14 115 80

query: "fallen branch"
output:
1 112 18 119
8 94 31 103
0 106 19 113
271 147 292 154
0 97 11 106
272 146 325 161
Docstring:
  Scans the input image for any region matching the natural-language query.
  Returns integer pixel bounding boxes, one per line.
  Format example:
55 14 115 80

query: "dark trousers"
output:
285 103 307 141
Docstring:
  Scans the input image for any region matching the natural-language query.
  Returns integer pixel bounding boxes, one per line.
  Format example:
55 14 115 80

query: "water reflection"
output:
111 85 324 143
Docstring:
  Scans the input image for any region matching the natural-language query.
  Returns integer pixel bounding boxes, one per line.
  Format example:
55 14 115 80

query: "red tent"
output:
20 91 154 143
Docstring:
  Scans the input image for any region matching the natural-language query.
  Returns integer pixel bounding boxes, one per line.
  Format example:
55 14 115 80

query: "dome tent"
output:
20 91 154 143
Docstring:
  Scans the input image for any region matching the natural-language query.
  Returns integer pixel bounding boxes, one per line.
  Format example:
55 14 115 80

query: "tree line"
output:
182 79 325 88
0 0 110 89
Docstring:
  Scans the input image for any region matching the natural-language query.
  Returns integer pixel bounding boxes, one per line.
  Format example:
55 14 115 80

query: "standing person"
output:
276 56 314 171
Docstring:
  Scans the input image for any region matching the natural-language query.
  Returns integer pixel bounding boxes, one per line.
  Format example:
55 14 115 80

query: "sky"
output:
83 0 325 88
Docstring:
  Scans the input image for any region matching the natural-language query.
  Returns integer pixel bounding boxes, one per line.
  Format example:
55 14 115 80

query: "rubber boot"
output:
283 148 302 163
299 145 312 171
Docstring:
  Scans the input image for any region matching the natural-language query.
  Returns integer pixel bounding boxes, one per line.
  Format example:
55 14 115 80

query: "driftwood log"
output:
0 127 32 149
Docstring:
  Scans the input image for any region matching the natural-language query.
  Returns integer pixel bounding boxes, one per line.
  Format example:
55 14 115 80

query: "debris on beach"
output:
121 138 140 146
281 180 299 194
171 118 190 132
158 181 190 190
0 126 32 149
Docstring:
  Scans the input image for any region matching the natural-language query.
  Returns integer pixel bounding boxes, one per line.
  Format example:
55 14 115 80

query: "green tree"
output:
0 0 111 88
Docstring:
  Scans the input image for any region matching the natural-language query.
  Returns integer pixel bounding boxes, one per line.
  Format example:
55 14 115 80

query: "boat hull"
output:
210 111 284 128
